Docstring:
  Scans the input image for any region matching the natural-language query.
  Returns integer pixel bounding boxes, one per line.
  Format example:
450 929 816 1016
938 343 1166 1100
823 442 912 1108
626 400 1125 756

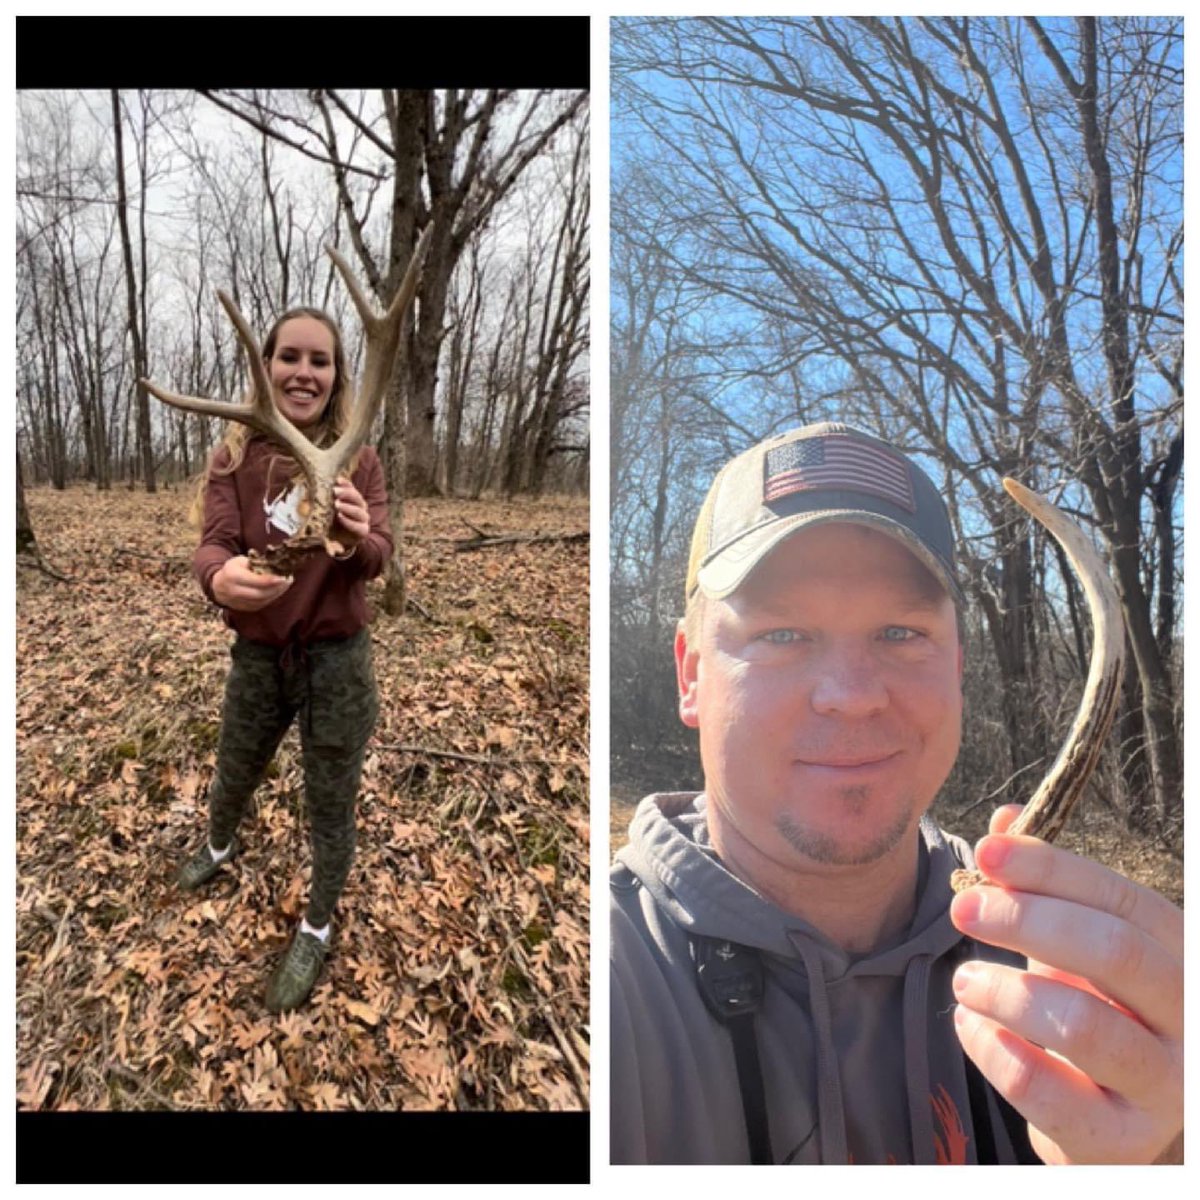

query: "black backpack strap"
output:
954 937 1042 1166
964 1056 1041 1164
691 935 773 1164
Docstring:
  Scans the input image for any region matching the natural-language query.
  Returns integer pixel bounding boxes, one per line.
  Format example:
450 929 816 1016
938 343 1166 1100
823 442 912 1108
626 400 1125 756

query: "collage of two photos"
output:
13 10 1184 1183
14 15 590 1185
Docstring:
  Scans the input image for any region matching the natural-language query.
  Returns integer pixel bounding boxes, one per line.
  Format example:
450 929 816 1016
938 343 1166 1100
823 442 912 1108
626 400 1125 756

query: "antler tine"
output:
214 290 319 470
326 225 433 333
383 224 434 324
326 245 381 333
999 478 1125 842
140 377 258 424
951 477 1125 892
326 228 432 459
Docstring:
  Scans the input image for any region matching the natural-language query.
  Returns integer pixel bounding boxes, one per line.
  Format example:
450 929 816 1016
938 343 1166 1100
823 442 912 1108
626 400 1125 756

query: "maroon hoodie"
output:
192 436 393 646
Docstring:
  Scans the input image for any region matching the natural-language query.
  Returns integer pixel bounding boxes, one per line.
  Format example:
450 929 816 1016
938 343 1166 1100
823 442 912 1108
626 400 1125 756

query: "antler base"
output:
246 490 349 576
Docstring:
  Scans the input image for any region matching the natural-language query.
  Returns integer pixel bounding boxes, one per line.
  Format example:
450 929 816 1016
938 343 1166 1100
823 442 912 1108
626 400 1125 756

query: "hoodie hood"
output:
616 791 970 971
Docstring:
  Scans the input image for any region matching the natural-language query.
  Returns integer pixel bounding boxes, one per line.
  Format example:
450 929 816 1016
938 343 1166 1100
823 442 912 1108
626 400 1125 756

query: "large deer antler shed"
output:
142 229 431 576
951 478 1126 892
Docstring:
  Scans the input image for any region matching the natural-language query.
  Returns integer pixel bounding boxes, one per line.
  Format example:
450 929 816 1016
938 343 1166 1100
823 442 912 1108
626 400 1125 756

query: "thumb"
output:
988 803 1025 835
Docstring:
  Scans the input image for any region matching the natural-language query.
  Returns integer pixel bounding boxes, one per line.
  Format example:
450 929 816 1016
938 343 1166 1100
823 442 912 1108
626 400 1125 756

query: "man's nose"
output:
809 643 888 717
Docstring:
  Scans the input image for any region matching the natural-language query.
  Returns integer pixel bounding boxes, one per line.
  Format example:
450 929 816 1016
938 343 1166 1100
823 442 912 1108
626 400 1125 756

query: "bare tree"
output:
505 107 591 496
18 240 68 489
111 89 154 492
610 165 730 766
440 233 490 494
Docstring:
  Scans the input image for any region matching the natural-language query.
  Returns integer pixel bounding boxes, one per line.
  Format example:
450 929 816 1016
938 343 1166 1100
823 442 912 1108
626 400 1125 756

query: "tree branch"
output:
197 90 386 180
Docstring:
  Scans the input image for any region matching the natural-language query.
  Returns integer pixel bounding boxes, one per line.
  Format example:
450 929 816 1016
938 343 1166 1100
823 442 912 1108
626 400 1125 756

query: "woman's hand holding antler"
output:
332 477 370 553
213 556 293 611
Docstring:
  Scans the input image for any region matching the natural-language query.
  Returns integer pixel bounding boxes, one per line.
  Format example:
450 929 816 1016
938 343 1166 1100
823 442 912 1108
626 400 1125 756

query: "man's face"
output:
676 523 963 870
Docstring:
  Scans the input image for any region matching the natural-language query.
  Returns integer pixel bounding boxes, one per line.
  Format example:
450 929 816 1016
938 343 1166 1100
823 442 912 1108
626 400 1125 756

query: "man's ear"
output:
674 622 701 729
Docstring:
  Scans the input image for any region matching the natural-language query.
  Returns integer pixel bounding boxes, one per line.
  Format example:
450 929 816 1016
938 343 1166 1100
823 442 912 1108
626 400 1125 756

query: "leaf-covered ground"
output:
17 484 589 1112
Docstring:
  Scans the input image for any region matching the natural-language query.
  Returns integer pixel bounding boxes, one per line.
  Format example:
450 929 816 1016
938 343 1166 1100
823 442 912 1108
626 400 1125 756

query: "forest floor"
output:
17 484 589 1112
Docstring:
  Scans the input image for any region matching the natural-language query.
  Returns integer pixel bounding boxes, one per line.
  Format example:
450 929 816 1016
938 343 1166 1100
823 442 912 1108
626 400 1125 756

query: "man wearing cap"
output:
610 423 1182 1165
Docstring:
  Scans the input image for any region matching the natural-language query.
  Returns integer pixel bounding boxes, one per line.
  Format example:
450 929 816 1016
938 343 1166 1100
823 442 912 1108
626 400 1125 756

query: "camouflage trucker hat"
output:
684 422 962 603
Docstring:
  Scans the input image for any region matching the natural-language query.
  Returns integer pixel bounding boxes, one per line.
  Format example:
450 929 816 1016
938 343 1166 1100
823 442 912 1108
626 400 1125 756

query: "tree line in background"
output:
17 88 589 610
611 16 1182 838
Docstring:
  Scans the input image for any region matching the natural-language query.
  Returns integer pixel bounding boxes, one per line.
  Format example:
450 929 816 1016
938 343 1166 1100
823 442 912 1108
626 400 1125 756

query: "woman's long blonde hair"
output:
190 307 356 527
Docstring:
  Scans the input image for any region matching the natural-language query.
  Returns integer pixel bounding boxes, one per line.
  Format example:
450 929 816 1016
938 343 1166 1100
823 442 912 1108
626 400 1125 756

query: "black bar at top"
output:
16 17 590 91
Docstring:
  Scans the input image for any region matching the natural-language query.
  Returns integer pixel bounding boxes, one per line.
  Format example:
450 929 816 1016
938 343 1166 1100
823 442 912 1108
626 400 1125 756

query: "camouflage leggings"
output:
207 628 379 928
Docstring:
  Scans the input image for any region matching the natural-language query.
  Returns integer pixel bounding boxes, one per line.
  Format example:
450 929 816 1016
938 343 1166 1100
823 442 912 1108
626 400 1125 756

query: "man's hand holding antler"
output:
950 804 1184 1164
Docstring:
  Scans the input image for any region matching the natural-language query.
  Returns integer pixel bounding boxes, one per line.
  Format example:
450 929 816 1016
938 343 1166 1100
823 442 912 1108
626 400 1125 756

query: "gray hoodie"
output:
611 793 1034 1165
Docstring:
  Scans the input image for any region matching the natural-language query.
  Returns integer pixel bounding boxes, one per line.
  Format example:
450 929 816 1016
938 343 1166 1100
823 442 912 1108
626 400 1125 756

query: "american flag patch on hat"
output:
763 434 915 511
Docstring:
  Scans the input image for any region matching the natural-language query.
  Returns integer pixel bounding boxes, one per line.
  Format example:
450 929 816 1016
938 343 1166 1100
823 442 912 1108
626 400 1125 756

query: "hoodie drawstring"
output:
793 938 847 1164
903 953 936 1163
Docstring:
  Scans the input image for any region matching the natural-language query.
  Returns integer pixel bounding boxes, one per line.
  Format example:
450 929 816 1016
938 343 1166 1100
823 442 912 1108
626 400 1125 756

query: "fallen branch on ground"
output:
106 1062 180 1111
453 529 589 552
406 596 433 620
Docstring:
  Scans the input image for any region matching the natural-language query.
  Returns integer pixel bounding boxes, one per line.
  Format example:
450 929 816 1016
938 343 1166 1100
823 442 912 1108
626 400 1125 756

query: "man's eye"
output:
760 629 801 645
881 626 919 642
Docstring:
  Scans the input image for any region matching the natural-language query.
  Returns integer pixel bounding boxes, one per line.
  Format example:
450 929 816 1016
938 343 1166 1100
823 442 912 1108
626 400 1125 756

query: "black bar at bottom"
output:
16 1111 589 1184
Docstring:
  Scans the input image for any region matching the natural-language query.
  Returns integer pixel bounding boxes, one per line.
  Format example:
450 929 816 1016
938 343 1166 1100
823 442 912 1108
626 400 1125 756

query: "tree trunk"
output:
111 90 155 493
442 321 466 495
406 346 441 495
89 236 113 491
1116 651 1153 831
1150 432 1183 658
380 371 407 616
405 222 451 496
16 453 38 556
441 246 485 495
1107 529 1182 824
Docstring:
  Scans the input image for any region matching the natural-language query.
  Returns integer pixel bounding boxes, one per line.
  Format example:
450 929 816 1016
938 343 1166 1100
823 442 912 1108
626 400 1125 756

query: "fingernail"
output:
952 888 985 927
953 962 980 996
976 836 1010 873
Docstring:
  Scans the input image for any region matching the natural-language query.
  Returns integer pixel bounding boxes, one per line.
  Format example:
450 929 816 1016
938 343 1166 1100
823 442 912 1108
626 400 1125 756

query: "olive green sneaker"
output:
265 927 330 1013
176 835 239 891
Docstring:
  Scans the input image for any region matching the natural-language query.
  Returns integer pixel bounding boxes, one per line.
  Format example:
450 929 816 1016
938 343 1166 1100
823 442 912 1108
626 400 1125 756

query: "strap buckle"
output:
694 936 764 1021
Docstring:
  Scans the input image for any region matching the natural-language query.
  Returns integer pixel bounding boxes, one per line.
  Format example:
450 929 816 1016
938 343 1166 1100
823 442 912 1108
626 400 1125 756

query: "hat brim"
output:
694 509 962 605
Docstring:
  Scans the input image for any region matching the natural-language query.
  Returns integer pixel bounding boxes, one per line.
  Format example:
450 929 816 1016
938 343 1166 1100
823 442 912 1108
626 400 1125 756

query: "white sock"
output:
301 918 330 943
208 841 231 863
